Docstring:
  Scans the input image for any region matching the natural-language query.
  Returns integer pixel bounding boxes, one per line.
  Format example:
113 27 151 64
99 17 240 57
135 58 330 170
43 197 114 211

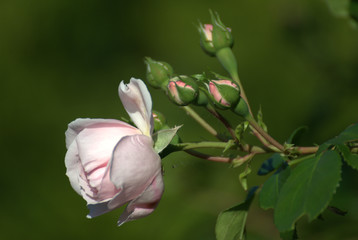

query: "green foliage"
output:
257 153 286 176
286 126 308 145
256 107 267 132
336 144 358 170
152 126 181 154
259 167 290 210
239 164 252 191
274 151 342 232
215 187 257 240
317 123 358 155
235 121 249 143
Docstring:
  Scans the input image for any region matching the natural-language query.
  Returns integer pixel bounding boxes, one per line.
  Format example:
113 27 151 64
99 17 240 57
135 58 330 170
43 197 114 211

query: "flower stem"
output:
206 104 236 140
182 106 225 141
288 154 315 166
246 115 285 152
185 150 232 163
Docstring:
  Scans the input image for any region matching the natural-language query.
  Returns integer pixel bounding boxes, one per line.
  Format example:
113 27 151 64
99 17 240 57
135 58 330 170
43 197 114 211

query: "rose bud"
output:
208 79 240 109
198 23 216 56
167 75 199 106
145 57 173 89
152 110 167 131
210 10 233 52
198 11 233 56
65 78 163 226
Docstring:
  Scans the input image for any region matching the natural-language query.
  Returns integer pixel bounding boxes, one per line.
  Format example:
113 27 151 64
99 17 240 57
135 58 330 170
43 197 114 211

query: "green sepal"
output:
239 164 252 191
233 98 250 118
257 107 267 132
235 121 249 143
210 10 233 51
152 125 182 154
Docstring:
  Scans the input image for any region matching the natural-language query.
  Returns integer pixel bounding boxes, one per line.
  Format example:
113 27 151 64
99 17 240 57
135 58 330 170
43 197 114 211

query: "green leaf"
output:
223 139 236 153
259 167 291 210
286 126 308 145
152 126 181 153
336 144 358 170
274 151 342 232
317 123 358 155
215 187 258 240
235 121 249 143
257 107 267 132
257 153 286 175
239 165 252 191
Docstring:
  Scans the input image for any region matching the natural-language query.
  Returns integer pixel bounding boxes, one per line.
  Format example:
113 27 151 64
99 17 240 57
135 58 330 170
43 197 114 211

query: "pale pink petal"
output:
117 171 164 226
118 78 154 136
65 140 82 195
107 134 161 210
65 118 139 148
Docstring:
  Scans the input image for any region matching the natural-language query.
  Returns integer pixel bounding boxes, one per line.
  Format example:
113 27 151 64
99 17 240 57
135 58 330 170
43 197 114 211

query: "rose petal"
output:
107 134 161 210
65 118 141 204
65 140 82 195
118 78 154 136
117 171 164 226
65 118 139 148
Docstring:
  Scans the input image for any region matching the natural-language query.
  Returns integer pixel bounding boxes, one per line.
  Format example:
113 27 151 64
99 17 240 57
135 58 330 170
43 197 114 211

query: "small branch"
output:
174 141 232 151
185 150 233 163
172 141 268 154
247 116 285 152
294 146 319 155
288 154 315 166
206 104 237 140
182 106 226 141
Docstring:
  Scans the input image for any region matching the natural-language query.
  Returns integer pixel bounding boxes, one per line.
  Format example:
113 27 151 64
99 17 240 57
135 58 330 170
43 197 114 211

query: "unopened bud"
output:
152 110 167 131
198 11 233 56
167 76 198 106
198 24 216 56
210 11 233 52
145 57 173 89
208 79 240 109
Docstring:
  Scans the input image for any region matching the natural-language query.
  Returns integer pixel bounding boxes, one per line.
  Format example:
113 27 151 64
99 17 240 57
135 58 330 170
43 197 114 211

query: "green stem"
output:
288 154 315 166
174 141 231 150
185 150 233 163
182 106 225 141
172 141 268 154
247 115 285 152
206 104 236 140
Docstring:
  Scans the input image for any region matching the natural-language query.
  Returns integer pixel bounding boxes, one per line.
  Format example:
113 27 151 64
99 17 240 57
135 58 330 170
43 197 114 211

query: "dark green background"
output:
1 0 358 239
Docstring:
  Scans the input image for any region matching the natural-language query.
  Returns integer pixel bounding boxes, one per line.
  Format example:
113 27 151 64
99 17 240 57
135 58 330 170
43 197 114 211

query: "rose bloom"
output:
64 78 163 226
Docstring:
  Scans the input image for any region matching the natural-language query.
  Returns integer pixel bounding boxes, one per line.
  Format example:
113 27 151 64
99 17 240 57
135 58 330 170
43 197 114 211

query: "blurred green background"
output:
1 0 358 239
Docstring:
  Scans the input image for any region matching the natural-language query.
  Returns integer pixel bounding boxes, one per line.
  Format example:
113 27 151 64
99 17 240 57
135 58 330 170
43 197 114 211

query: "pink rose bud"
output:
198 23 216 56
208 79 240 109
198 11 233 56
65 78 163 226
167 76 198 106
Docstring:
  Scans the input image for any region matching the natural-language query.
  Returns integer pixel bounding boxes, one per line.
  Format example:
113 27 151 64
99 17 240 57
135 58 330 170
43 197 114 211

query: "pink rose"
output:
65 78 163 226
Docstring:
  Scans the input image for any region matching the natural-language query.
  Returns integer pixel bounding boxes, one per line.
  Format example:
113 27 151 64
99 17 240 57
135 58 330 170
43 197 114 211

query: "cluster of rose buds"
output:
144 57 245 116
